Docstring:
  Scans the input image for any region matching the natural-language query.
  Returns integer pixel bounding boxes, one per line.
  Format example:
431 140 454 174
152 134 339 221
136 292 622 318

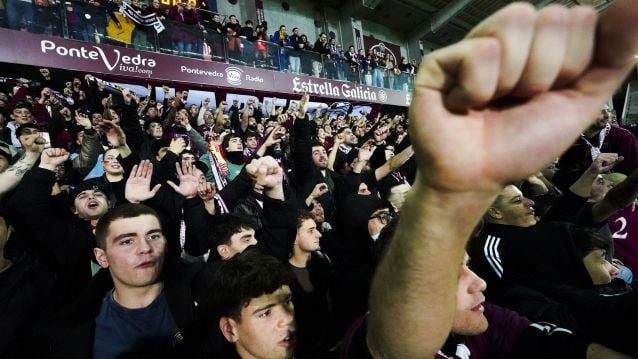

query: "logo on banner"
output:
378 90 387 103
40 40 156 75
369 42 397 65
225 67 243 86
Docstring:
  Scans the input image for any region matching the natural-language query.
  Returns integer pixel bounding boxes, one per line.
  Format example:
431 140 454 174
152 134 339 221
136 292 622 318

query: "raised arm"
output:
367 2 638 358
0 134 43 199
592 166 638 223
374 145 414 181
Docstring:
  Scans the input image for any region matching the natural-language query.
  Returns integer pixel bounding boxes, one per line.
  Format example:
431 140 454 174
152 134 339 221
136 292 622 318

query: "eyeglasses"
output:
369 211 394 225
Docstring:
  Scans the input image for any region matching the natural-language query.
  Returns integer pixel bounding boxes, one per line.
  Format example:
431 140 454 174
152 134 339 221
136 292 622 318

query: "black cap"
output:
69 178 111 201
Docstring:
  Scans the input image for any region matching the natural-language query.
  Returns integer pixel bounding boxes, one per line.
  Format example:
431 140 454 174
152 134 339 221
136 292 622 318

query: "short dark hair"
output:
296 210 314 229
207 214 257 248
245 130 257 140
222 132 242 150
143 118 163 130
210 249 294 320
95 203 160 249
571 226 613 259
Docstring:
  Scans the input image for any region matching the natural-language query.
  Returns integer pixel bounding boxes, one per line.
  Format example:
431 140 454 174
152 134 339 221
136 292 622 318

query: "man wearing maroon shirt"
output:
557 104 638 188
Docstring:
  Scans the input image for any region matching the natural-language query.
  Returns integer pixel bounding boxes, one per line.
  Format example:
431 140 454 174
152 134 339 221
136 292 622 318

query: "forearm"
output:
593 168 638 222
569 167 599 198
187 128 209 154
367 179 497 359
327 144 339 171
0 151 40 197
604 168 638 209
197 106 206 126
71 129 100 172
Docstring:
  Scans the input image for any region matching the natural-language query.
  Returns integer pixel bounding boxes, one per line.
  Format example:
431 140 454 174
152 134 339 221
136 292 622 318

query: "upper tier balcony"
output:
0 2 413 107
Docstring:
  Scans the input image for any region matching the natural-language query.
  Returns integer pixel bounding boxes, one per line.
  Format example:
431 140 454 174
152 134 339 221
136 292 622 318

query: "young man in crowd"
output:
210 249 297 359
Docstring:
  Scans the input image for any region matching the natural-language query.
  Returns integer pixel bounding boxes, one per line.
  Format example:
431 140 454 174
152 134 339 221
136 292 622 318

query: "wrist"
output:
38 163 58 172
264 185 285 201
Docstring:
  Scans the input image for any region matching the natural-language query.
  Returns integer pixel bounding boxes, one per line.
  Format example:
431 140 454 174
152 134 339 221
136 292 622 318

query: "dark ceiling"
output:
327 0 616 48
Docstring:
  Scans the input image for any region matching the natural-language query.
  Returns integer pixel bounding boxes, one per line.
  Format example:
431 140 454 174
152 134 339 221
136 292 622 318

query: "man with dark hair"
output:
207 214 258 260
222 132 245 181
288 27 302 74
211 249 296 359
288 210 335 357
6 101 34 147
557 104 638 185
42 203 208 358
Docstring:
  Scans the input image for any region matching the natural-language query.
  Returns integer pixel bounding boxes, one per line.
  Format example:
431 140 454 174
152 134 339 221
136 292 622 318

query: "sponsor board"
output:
0 28 409 106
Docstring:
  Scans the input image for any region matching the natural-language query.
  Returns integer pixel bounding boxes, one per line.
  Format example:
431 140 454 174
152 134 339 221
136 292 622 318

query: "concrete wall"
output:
262 0 320 42
216 0 257 25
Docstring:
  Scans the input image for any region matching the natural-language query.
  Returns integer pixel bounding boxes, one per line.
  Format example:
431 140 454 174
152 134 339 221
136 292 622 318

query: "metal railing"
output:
1 1 414 92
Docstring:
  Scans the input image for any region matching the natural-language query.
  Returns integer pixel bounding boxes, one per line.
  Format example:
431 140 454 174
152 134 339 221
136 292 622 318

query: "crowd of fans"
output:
0 0 417 89
3 0 638 358
0 69 418 358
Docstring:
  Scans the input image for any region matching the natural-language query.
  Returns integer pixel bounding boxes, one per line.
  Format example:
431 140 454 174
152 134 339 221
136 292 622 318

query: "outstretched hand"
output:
125 160 161 203
167 160 199 199
409 2 638 193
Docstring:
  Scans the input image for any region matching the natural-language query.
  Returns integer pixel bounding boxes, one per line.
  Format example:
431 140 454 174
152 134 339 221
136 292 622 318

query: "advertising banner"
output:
0 28 410 107
363 35 402 63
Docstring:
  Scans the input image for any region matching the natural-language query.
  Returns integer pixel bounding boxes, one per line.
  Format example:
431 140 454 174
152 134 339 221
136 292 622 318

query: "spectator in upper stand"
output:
5 0 35 32
202 12 224 59
224 14 241 36
358 49 371 86
368 51 383 88
326 39 340 80
288 27 302 74
312 33 329 77
397 57 411 91
298 34 312 75
271 25 291 72
130 0 155 50
239 20 257 65
382 52 397 89
224 14 242 61
345 46 359 83
254 24 270 66
271 24 289 47
169 0 200 57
